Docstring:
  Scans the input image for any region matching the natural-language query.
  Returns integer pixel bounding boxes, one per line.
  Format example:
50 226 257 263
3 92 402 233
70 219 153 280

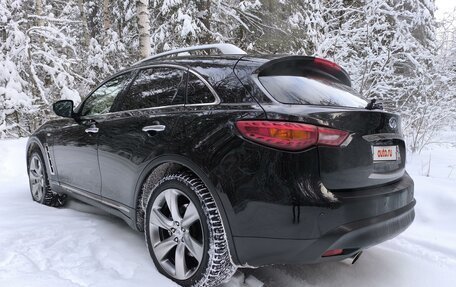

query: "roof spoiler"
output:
254 56 352 87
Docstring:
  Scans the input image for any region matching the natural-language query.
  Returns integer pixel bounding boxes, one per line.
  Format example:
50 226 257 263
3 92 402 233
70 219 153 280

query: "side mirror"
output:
53 100 74 118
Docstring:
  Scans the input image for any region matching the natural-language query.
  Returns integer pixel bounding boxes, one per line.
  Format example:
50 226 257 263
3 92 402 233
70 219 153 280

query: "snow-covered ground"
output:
0 138 455 287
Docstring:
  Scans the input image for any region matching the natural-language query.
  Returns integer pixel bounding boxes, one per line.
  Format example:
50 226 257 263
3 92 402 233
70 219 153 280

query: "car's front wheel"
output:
28 151 66 207
144 173 236 287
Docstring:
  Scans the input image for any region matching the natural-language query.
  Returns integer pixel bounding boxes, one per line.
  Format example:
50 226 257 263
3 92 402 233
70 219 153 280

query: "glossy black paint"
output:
97 107 188 206
26 54 415 267
258 104 406 189
52 118 101 194
53 100 74 118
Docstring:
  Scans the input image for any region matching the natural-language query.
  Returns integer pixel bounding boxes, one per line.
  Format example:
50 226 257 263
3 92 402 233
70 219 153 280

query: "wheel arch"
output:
26 136 58 179
26 137 46 168
133 154 241 266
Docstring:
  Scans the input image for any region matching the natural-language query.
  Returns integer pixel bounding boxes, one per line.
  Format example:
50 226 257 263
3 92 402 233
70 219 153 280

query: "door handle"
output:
142 125 166 132
85 126 99 134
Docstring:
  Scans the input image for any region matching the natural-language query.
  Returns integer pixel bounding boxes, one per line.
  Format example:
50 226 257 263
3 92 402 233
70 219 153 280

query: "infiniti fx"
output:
26 44 415 287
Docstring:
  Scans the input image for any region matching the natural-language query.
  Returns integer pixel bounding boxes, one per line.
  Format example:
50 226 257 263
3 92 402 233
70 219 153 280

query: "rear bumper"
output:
231 174 415 266
234 200 415 266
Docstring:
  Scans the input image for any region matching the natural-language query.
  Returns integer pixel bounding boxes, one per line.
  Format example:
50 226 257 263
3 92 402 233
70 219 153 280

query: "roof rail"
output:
134 43 247 65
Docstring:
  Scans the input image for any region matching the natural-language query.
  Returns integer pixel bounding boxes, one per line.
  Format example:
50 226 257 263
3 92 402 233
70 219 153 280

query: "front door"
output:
52 118 100 193
52 72 134 195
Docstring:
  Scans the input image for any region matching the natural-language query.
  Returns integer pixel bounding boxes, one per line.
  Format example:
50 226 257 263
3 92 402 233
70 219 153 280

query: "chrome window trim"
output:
76 70 136 115
78 64 220 120
124 63 221 106
185 68 221 106
79 104 186 121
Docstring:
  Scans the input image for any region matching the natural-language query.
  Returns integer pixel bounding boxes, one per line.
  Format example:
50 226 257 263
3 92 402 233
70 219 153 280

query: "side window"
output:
119 67 186 111
186 73 216 104
81 73 132 116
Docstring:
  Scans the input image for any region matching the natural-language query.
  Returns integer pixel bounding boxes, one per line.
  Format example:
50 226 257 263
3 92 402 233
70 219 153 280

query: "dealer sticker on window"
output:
373 146 398 161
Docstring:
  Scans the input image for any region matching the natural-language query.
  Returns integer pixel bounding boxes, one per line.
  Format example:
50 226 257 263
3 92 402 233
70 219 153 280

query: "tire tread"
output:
29 151 66 208
145 172 236 287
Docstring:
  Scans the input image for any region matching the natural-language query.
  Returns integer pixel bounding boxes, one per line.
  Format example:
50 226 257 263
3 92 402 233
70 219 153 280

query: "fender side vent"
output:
45 144 55 175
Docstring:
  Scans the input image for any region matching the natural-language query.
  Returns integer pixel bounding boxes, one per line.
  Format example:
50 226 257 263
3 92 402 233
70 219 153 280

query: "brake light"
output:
235 121 349 151
313 57 342 72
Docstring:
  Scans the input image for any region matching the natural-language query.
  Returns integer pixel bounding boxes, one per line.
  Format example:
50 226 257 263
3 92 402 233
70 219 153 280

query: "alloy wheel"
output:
148 188 204 280
29 155 45 202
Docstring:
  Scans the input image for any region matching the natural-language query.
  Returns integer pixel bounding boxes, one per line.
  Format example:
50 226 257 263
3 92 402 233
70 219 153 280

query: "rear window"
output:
118 67 186 111
186 73 216 104
259 76 367 108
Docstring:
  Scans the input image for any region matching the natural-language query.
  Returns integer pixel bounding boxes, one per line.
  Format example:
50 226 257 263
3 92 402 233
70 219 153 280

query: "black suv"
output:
26 44 415 287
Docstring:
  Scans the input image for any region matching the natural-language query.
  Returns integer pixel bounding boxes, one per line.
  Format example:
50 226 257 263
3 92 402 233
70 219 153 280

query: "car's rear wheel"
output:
144 173 236 287
28 152 66 207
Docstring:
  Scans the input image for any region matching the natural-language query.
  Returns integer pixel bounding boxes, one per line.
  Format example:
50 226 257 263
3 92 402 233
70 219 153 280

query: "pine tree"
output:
149 0 263 53
0 0 453 147
0 0 33 137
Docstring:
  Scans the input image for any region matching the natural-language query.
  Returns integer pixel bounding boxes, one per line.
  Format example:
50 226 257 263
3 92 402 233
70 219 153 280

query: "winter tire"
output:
144 173 236 287
28 151 66 207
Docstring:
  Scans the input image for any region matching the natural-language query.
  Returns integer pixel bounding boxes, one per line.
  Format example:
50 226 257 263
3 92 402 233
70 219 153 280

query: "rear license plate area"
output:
373 145 399 161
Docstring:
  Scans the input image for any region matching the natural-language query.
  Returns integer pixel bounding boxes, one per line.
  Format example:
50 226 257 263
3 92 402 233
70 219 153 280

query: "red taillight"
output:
313 57 342 72
235 121 349 151
318 126 349 146
236 121 318 151
322 249 344 257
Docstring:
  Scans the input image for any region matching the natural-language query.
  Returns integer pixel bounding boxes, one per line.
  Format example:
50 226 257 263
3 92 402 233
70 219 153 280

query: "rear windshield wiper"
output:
365 99 383 110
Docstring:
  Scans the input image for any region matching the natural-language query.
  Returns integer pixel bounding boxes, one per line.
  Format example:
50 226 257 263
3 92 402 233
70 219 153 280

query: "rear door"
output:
53 72 133 195
97 66 187 208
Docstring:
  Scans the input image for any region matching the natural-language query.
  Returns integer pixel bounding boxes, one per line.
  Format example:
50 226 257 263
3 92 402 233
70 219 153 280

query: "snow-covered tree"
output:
405 6 456 152
26 0 82 129
149 0 263 53
0 1 33 137
312 0 449 152
0 0 453 150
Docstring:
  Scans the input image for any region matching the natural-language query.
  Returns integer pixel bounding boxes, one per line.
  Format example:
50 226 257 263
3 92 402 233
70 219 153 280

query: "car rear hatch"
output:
239 56 406 190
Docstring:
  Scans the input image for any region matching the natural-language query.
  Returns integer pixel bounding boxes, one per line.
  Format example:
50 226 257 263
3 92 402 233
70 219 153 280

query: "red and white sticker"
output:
373 146 398 161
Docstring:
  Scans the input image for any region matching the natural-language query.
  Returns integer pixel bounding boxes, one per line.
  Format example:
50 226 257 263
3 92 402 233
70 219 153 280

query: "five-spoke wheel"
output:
149 188 204 280
29 154 46 202
27 151 66 207
144 173 236 287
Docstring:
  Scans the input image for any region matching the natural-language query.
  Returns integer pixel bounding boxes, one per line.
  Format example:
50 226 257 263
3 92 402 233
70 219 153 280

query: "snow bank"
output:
0 139 176 287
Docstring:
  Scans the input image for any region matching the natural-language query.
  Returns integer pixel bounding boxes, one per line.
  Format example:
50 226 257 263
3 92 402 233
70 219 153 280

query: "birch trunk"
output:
78 0 90 47
137 0 151 58
35 0 44 26
103 0 112 30
196 0 211 44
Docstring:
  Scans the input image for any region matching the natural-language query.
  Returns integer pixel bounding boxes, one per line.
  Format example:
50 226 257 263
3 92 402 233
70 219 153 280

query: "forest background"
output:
1 0 455 152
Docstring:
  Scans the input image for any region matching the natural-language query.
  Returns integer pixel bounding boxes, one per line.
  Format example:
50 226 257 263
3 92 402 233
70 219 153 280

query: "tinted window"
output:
119 67 186 111
187 73 216 104
259 76 367 108
81 73 132 116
